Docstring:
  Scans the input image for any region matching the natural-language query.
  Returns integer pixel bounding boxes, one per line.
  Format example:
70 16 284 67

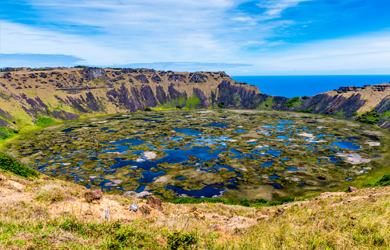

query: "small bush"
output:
218 102 225 108
176 105 182 109
302 95 308 99
36 117 56 127
144 107 152 111
35 184 66 202
286 97 301 108
0 152 39 178
254 198 268 204
0 127 18 140
239 199 251 207
297 108 314 113
167 230 197 250
356 110 380 124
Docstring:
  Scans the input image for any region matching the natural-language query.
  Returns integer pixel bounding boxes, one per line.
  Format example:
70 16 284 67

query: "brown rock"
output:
212 215 220 221
0 174 6 181
83 190 103 203
348 187 359 192
146 196 163 211
257 215 269 221
139 205 152 215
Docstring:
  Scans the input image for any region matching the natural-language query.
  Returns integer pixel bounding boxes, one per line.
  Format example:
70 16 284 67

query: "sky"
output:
1 0 390 75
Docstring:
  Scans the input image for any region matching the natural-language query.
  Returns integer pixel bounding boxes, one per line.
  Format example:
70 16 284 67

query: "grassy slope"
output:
1 168 390 249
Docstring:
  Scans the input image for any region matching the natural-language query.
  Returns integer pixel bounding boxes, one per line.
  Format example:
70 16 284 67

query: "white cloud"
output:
257 0 311 19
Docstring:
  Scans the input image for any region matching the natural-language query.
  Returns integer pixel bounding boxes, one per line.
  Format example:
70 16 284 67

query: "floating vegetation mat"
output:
5 109 389 201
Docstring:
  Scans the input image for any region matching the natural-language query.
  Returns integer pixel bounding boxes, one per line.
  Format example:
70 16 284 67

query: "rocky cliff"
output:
1 67 390 130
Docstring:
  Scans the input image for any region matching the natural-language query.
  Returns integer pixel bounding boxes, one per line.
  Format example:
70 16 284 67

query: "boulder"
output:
348 186 359 192
84 190 103 203
146 196 163 211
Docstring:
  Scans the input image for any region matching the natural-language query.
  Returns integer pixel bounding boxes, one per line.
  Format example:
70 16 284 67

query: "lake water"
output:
231 75 390 98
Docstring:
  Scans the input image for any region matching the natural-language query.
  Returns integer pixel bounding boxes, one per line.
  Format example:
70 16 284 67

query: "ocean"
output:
231 75 390 98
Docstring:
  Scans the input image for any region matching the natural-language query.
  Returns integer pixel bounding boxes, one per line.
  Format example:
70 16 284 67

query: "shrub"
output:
286 97 301 108
35 184 66 202
167 230 197 250
297 108 314 113
357 110 380 124
218 102 225 108
36 117 56 127
302 95 308 99
239 199 251 207
176 105 182 109
0 127 18 140
144 107 152 111
254 198 268 204
0 152 39 178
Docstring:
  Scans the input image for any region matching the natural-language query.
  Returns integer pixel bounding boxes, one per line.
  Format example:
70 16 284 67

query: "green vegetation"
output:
0 152 39 178
357 110 380 124
160 93 201 109
364 174 390 188
335 111 345 119
167 230 197 250
169 197 296 208
176 105 182 109
297 108 314 113
217 102 225 108
169 197 236 205
302 95 308 99
258 97 274 110
0 127 18 140
36 117 57 127
144 107 152 111
286 97 302 108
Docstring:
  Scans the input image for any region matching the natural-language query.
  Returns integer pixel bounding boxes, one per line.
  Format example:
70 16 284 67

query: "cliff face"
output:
0 68 249 127
1 67 390 131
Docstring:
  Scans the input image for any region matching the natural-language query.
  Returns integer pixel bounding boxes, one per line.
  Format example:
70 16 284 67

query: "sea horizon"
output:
231 75 390 98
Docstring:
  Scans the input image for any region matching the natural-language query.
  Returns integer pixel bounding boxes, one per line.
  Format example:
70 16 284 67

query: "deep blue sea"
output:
231 75 390 98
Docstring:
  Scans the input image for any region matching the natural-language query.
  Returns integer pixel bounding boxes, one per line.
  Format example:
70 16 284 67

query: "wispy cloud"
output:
2 0 389 75
257 0 311 19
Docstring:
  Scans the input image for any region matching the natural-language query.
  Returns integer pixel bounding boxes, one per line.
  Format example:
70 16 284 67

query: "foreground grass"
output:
1 168 390 249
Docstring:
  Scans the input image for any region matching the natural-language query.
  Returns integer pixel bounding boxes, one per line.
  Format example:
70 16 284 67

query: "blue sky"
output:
1 0 390 75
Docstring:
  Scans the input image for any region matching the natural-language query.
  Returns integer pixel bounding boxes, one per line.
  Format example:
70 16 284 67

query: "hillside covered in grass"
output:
1 154 390 249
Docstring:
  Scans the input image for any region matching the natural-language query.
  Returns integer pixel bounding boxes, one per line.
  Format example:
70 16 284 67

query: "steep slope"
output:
1 67 390 131
0 68 257 129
